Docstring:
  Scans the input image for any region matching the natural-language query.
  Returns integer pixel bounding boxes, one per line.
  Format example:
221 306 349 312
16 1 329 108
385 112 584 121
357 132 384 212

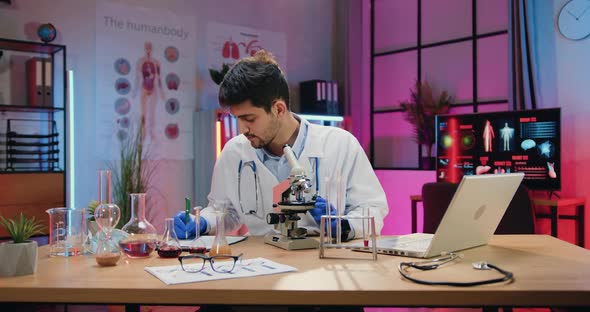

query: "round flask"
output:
119 193 158 258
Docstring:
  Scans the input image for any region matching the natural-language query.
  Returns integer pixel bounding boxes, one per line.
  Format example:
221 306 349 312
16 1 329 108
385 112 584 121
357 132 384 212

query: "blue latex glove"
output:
173 212 208 239
309 196 352 240
309 196 337 229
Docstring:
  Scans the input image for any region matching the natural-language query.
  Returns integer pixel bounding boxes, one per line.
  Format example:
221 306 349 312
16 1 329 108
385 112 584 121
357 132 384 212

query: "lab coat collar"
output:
297 116 325 158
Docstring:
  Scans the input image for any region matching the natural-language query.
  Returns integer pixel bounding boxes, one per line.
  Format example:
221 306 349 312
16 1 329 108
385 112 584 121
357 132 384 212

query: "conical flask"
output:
210 201 231 257
94 170 122 266
188 206 206 254
119 193 158 258
157 218 182 258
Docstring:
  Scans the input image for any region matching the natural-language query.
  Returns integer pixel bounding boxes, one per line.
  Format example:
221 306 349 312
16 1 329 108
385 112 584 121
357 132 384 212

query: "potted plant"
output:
400 80 452 169
110 125 157 229
86 200 99 236
0 213 45 276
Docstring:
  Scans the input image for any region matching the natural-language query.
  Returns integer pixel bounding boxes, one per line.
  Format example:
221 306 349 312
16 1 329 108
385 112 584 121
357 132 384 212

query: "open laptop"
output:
352 172 525 258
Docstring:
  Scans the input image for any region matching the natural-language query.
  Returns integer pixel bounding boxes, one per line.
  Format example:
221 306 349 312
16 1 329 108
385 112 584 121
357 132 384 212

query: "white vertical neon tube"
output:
67 70 75 208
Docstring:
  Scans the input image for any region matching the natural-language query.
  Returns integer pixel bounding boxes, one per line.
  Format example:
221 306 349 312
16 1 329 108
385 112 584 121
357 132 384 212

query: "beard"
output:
246 116 281 149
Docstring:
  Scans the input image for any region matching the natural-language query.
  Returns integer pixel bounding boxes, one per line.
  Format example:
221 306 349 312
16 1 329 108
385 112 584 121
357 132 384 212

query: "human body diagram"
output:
500 122 514 151
483 120 495 152
133 41 165 142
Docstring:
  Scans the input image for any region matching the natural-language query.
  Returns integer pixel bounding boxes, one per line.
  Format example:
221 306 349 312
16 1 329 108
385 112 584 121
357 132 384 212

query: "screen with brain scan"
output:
436 108 561 190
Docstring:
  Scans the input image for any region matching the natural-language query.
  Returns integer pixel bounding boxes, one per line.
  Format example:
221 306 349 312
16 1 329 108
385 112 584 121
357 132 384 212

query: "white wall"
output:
0 0 338 231
533 0 590 246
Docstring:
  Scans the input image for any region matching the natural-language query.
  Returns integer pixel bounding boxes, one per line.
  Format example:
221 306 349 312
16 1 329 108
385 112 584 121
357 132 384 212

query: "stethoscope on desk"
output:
237 157 320 217
397 253 514 287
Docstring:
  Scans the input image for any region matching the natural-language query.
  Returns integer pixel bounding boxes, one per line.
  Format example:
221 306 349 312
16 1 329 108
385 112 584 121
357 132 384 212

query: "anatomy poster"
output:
96 2 196 160
207 22 287 87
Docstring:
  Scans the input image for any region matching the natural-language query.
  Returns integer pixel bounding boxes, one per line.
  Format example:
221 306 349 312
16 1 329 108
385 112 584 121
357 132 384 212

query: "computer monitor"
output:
435 108 561 190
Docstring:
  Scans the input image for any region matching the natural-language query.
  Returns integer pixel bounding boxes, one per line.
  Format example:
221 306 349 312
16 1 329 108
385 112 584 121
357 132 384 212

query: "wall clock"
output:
557 0 590 40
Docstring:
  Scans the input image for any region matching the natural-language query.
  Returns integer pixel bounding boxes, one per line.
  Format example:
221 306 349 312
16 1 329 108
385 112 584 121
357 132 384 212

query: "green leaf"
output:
108 121 158 229
399 80 453 157
0 213 46 243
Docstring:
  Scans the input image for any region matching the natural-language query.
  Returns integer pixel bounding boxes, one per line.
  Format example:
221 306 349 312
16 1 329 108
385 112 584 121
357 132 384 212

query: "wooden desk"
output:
1 235 590 308
533 197 586 247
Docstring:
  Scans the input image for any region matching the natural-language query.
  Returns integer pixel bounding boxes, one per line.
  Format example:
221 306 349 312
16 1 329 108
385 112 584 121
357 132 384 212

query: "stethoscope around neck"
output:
237 157 320 217
238 160 263 217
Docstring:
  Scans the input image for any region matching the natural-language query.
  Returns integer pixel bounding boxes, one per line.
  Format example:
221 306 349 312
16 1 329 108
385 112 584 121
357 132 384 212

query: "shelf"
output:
0 38 65 54
0 104 64 113
0 170 64 174
7 132 59 139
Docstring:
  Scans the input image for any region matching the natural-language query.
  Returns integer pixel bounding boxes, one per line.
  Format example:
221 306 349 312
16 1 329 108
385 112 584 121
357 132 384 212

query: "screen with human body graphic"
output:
436 108 561 190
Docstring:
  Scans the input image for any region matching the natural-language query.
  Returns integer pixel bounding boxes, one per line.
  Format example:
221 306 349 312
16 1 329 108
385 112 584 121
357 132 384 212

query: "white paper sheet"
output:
144 257 297 285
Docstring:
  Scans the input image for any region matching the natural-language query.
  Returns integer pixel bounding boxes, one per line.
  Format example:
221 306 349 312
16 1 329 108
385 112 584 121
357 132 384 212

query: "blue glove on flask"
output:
173 211 208 239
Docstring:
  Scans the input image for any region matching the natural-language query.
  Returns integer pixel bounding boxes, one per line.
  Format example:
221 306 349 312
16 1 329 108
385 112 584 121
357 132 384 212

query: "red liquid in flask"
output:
119 240 156 258
189 246 207 254
157 246 182 258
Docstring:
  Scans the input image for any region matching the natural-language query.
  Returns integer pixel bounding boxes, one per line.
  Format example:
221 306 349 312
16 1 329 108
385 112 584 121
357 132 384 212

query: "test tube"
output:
362 207 366 247
324 177 332 243
363 207 371 247
193 206 202 236
335 172 343 245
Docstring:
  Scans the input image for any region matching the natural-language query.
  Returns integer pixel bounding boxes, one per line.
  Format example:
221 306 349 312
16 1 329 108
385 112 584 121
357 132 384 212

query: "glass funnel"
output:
210 201 231 257
188 206 206 254
157 218 182 258
119 193 158 258
94 170 122 266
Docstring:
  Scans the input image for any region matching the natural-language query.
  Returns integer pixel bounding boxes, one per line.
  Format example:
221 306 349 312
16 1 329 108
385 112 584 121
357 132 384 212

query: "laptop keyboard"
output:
396 238 431 251
392 233 433 251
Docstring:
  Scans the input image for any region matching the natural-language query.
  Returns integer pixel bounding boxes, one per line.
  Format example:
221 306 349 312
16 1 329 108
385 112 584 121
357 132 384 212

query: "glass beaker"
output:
157 218 182 258
46 207 86 257
119 193 158 258
94 170 122 266
188 206 206 254
210 201 231 257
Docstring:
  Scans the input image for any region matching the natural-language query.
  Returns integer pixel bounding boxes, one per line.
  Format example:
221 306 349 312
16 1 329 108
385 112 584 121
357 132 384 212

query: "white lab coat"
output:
201 117 388 238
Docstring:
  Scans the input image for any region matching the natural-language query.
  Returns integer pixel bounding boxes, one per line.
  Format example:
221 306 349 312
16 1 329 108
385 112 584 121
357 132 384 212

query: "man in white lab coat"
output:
175 50 388 242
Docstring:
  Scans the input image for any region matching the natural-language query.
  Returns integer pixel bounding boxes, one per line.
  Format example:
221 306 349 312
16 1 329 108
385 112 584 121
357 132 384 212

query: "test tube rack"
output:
318 215 378 261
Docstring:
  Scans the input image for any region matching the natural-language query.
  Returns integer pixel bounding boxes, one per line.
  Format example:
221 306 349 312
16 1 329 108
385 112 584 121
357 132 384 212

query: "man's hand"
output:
309 196 352 241
309 196 336 226
174 211 195 239
309 196 339 236
173 212 208 239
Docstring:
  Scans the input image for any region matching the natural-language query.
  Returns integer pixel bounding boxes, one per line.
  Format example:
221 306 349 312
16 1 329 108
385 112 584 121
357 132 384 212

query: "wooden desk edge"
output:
1 288 589 307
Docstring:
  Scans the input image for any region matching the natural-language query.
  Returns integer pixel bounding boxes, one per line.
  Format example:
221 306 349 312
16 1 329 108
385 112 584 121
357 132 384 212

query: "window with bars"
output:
370 0 510 170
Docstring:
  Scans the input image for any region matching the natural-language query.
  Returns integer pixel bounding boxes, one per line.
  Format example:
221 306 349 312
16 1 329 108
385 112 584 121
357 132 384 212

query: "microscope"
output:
264 144 320 250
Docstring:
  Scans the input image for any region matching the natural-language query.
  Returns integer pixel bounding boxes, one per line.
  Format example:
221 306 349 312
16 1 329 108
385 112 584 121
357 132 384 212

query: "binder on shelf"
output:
26 57 43 106
44 59 53 107
25 57 53 107
299 79 340 116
